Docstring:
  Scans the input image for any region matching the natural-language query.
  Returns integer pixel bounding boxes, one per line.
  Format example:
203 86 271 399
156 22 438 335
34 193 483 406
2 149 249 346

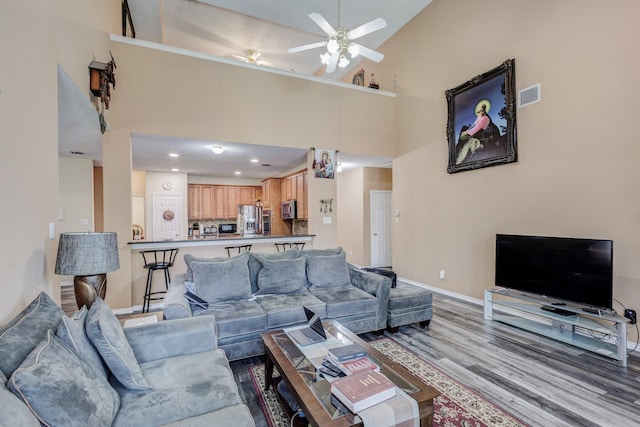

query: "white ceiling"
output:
59 0 432 178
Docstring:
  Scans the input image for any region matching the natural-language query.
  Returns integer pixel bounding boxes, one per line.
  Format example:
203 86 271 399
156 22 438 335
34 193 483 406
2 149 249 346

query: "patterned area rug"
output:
248 337 528 427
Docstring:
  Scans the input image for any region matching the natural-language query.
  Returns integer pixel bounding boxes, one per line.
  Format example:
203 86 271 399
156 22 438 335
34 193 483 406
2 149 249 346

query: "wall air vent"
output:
518 83 540 108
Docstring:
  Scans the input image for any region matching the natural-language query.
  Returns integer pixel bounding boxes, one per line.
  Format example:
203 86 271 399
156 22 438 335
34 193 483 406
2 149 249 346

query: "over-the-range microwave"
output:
281 200 297 220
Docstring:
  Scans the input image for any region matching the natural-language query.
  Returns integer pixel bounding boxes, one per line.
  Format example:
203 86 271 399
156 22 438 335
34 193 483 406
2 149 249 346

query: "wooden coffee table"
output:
262 320 439 427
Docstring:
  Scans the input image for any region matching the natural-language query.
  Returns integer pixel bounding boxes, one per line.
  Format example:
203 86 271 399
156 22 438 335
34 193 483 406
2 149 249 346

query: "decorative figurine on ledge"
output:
369 73 379 90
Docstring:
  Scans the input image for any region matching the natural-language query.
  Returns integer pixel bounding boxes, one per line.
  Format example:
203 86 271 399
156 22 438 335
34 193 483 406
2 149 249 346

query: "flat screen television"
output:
495 234 613 309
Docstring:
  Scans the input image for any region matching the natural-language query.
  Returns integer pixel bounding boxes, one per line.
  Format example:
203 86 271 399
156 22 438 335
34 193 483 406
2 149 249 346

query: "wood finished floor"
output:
231 291 640 427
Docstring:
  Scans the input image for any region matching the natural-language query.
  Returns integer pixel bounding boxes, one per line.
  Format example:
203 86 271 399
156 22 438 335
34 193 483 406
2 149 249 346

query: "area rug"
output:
248 337 528 427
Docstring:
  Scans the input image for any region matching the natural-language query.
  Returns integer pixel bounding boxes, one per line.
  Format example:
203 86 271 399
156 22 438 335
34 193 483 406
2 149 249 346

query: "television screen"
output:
495 234 613 309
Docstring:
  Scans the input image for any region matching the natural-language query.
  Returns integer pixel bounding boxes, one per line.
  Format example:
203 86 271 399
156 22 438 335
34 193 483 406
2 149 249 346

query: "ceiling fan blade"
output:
287 41 327 54
309 13 336 35
326 52 339 74
354 44 384 62
347 18 387 40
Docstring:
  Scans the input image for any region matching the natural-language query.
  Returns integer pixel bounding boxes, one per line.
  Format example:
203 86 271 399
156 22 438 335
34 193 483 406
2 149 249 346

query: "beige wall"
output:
0 0 119 322
338 168 392 266
372 0 640 310
58 157 94 234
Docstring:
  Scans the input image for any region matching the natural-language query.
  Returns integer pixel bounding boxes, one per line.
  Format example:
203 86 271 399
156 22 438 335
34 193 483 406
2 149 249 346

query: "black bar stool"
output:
274 242 306 252
140 248 178 313
224 244 252 257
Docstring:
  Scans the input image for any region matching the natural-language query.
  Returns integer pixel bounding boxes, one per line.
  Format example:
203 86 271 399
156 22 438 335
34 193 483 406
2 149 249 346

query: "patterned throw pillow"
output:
8 331 119 426
85 298 151 390
0 292 63 379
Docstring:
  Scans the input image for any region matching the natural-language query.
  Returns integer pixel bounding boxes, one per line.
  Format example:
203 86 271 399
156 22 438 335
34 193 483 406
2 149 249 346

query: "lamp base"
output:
74 274 107 309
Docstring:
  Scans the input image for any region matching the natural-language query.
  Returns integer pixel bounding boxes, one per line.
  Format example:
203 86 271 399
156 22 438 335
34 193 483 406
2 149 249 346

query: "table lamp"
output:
55 232 119 309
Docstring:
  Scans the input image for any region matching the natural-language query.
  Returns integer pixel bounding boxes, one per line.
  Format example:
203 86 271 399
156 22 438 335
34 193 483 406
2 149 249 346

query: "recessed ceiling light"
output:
169 153 179 157
250 158 259 163
172 168 179 172
211 145 224 154
234 171 242 175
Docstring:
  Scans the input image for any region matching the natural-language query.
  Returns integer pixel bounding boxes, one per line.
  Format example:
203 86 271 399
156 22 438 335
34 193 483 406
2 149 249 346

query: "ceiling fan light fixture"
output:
211 145 224 154
338 56 350 68
320 52 331 64
327 38 339 54
347 44 359 58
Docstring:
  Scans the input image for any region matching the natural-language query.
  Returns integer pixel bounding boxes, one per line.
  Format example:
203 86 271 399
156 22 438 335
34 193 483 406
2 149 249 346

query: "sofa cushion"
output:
388 283 433 311
184 253 228 283
194 299 266 339
255 293 326 328
56 306 108 378
8 331 119 427
300 247 343 258
255 257 307 295
191 253 252 303
0 292 63 378
248 249 300 293
86 297 151 391
160 404 255 427
311 285 378 318
112 349 242 427
305 252 351 289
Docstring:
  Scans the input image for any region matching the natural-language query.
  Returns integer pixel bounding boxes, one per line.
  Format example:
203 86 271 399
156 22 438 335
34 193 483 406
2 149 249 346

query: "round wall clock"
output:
162 181 173 190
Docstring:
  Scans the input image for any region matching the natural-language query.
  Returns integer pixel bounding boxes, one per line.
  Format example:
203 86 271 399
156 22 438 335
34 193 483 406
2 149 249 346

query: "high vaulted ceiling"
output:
59 0 433 178
127 0 432 79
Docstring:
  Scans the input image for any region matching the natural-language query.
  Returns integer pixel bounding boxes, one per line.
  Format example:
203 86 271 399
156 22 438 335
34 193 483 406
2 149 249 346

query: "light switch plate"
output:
49 223 55 240
323 216 332 224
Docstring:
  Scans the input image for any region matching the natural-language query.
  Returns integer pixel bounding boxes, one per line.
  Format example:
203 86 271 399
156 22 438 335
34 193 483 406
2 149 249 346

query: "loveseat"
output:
0 292 255 427
163 247 392 361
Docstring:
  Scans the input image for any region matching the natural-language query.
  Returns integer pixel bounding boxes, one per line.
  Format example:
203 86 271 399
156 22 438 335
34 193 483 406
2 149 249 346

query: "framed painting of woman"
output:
445 59 517 174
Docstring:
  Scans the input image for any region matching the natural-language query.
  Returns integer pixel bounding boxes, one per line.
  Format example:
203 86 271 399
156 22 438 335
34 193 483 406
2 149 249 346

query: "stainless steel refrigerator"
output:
237 205 263 235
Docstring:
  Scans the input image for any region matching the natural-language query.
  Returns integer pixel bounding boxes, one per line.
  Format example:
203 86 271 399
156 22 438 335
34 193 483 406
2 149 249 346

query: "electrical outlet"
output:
624 309 637 325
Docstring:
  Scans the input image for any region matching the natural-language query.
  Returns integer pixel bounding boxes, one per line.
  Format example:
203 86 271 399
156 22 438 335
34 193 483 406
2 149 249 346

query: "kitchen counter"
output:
128 234 314 250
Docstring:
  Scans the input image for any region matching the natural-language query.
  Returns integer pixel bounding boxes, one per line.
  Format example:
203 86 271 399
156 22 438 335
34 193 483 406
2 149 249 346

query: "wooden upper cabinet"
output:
238 187 255 206
297 172 308 219
212 186 226 219
261 180 271 209
189 184 261 220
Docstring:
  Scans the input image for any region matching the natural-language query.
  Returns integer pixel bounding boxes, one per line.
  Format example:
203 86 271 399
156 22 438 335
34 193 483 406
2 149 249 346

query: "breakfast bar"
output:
128 234 314 310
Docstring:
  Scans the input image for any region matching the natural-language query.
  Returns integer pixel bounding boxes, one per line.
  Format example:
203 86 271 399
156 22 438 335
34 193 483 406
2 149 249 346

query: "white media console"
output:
484 288 629 367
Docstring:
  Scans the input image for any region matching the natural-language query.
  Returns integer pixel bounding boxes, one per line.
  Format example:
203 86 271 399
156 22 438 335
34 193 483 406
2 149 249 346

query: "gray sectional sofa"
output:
163 247 393 360
0 292 255 427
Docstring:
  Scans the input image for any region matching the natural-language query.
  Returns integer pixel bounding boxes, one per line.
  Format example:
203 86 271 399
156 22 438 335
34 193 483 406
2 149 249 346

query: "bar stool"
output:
224 244 252 257
140 248 178 313
274 242 306 252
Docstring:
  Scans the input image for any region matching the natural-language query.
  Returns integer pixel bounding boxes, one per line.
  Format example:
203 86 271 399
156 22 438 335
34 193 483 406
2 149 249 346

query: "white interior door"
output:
370 190 392 267
152 193 182 241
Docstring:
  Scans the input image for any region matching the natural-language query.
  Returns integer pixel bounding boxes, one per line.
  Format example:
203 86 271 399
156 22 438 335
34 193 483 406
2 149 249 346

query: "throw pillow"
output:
306 252 351 289
255 257 307 295
8 331 119 427
191 253 252 303
56 306 108 378
184 253 229 282
86 297 151 390
248 249 301 293
0 292 64 378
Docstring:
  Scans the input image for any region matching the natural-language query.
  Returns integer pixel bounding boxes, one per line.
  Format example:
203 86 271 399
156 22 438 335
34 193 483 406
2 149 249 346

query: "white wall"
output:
58 157 94 234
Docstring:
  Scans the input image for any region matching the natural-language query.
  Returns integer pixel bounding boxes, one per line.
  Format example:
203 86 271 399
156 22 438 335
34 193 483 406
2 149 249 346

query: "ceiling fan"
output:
287 2 387 74
227 49 270 66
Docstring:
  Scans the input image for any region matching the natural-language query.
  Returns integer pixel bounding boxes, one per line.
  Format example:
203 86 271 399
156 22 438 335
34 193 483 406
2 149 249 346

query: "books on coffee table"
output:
330 371 397 413
327 343 367 363
339 356 380 375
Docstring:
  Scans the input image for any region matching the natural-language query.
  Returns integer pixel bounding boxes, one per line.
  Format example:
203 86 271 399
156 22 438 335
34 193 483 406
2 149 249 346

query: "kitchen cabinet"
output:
261 180 272 209
189 184 260 220
297 171 308 219
187 185 214 220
